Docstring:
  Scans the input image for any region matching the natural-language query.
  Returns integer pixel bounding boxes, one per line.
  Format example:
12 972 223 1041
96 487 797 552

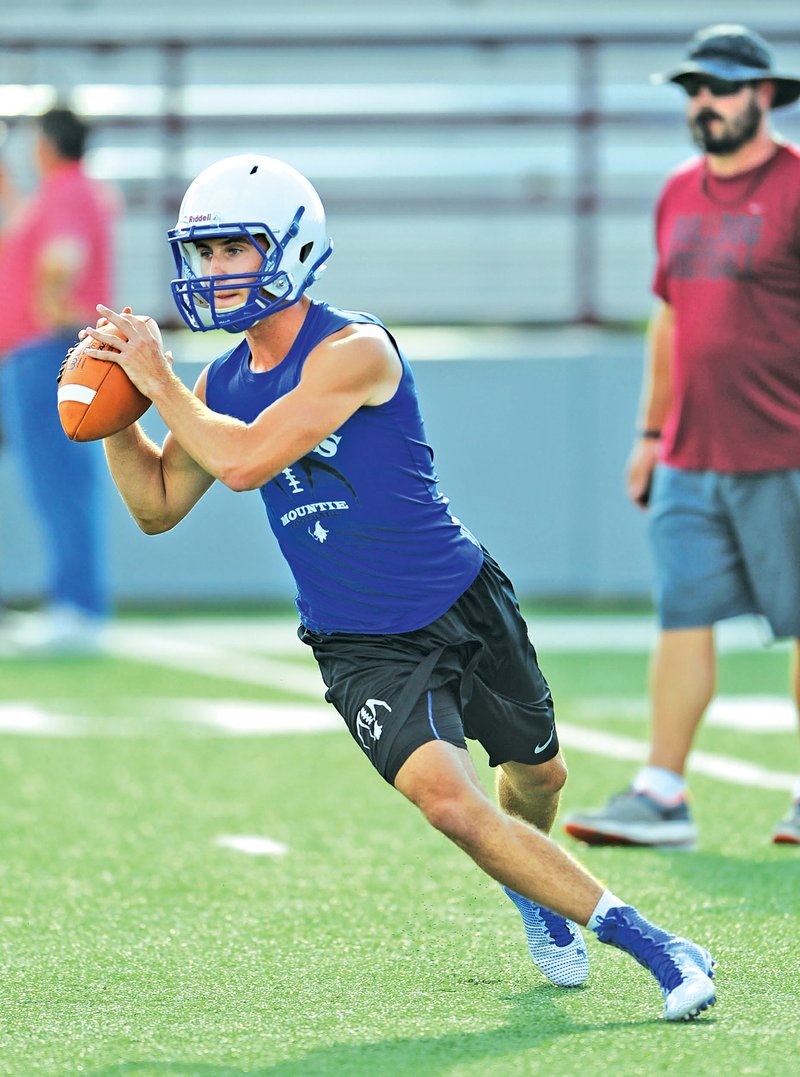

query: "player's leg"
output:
395 740 602 922
456 552 591 984
395 739 715 1020
494 756 590 985
564 467 748 848
496 755 566 834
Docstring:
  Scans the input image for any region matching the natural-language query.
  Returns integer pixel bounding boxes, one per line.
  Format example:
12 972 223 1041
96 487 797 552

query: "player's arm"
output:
626 300 674 508
226 322 402 489
88 307 402 492
103 365 216 534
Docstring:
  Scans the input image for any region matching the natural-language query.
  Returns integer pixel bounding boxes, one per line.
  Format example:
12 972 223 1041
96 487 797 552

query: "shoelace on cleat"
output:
505 889 583 952
536 905 577 948
597 908 683 992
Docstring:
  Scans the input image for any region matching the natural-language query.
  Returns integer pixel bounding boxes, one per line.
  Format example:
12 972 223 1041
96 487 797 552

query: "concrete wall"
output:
0 329 655 608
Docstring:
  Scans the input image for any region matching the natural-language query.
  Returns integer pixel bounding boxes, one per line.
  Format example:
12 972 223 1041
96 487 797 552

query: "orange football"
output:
57 316 158 442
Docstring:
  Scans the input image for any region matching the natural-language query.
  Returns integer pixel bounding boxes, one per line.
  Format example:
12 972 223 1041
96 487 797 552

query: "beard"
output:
689 97 763 155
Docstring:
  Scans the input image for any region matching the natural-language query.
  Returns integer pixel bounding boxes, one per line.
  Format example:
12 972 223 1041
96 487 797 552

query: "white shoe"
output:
504 887 590 987
11 606 107 657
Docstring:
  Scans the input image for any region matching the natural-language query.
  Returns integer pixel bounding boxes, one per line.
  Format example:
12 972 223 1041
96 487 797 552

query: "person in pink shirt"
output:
564 25 800 849
0 107 118 653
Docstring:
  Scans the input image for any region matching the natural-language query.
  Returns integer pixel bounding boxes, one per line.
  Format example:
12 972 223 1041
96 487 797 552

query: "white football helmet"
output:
168 154 332 332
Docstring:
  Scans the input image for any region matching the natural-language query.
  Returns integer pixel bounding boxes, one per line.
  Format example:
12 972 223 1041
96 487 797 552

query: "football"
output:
57 316 159 441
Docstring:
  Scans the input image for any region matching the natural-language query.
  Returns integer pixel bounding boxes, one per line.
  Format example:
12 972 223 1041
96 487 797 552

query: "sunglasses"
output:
680 74 755 98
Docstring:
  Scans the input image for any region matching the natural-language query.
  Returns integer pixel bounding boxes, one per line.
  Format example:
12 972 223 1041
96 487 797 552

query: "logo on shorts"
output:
534 727 555 754
355 698 391 749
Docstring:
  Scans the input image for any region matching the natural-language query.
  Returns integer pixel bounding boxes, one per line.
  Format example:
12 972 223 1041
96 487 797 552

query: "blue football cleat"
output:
595 905 716 1020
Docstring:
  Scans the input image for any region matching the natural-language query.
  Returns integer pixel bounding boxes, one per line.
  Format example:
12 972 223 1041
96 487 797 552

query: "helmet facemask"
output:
168 155 333 333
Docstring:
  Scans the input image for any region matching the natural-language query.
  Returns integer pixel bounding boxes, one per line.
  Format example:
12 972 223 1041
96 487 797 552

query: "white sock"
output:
588 890 626 933
632 766 687 804
792 777 800 803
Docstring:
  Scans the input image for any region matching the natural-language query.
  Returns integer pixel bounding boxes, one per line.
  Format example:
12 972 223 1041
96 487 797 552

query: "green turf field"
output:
1 610 798 1076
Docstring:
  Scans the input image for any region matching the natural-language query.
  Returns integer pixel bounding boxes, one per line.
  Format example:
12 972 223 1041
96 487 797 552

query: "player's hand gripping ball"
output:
57 315 159 441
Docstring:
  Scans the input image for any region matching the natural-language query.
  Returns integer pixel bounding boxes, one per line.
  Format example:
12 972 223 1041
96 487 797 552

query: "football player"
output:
86 155 716 1020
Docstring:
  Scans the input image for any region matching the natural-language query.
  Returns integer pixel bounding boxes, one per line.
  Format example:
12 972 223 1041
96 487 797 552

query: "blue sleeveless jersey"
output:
205 300 482 633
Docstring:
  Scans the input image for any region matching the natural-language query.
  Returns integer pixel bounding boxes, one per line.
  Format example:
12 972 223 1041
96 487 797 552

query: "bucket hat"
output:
653 24 800 108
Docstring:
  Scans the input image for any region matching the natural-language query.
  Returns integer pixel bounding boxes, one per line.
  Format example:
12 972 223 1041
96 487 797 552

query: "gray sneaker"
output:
563 787 697 848
772 800 800 845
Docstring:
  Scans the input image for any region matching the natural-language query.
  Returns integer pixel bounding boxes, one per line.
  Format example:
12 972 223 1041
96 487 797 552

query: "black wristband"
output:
638 428 662 440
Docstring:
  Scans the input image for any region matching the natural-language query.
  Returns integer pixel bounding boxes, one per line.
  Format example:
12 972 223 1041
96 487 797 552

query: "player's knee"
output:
505 754 568 796
416 787 491 847
536 755 568 794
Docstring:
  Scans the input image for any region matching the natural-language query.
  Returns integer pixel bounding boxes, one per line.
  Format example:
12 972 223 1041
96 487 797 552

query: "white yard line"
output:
0 699 343 738
4 615 796 796
557 723 796 793
215 835 288 856
0 704 71 735
169 699 341 734
106 625 324 696
573 695 797 733
0 698 793 793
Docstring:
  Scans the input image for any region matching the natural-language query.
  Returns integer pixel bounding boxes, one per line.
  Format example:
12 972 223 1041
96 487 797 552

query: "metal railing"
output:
3 24 800 324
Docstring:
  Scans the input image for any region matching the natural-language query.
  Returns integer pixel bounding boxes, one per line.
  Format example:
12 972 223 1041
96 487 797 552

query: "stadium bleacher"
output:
3 3 797 326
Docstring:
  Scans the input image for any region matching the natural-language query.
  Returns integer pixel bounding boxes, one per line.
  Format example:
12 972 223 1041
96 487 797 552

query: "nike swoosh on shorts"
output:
534 728 555 754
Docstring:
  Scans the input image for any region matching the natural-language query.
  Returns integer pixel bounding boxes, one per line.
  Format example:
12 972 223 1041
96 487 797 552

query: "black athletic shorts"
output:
297 550 558 784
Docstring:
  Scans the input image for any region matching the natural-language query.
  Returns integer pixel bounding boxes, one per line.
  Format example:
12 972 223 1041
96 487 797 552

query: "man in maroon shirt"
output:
564 25 800 848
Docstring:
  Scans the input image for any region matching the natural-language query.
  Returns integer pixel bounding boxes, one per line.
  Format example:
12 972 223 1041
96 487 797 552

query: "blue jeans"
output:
1 333 111 617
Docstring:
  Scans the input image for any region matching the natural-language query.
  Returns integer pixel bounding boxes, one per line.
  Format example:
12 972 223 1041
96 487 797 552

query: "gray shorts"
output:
648 465 800 638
